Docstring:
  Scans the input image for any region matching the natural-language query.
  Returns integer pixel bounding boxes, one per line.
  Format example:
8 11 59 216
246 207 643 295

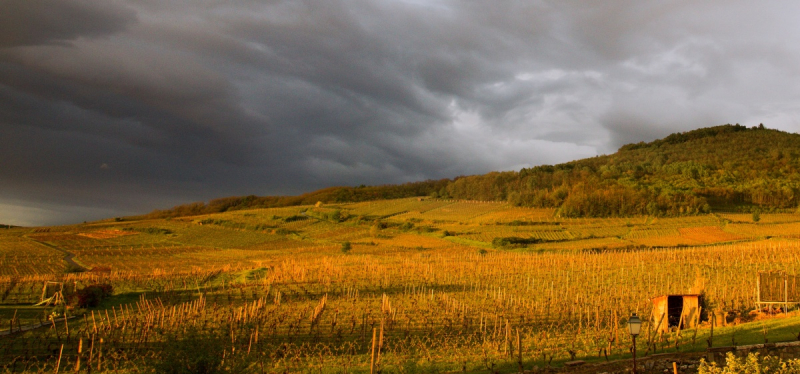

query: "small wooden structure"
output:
757 271 800 312
652 294 701 333
36 281 64 306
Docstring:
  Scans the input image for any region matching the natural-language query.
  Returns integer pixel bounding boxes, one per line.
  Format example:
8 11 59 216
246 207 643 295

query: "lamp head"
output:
628 313 641 336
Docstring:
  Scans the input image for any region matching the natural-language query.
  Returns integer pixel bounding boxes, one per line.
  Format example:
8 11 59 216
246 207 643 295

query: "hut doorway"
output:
652 294 701 333
667 295 684 328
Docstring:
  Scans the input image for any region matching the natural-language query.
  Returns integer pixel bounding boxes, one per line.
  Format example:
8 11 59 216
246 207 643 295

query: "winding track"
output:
0 238 87 337
27 237 88 272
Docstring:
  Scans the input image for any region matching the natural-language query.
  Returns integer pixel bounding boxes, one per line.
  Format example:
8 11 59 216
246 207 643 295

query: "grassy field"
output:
2 198 800 372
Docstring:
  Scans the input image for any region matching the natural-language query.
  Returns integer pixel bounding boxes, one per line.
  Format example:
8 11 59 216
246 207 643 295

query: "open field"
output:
2 199 800 372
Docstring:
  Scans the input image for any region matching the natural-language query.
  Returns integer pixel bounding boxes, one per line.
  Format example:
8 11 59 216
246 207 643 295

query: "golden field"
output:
1 198 800 372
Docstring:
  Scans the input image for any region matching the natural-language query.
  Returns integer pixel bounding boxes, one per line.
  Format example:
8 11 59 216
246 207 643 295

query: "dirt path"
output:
27 238 88 272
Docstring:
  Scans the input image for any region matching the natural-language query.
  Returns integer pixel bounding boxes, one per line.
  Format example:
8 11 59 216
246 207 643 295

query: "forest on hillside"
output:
442 124 800 216
148 124 800 218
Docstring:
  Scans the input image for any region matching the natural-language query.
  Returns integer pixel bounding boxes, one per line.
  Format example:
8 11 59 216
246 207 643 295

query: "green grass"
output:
0 305 54 328
570 313 800 367
441 235 493 249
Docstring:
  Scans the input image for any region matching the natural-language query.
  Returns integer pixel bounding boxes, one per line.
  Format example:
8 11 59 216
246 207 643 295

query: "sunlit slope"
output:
6 197 800 275
5 199 800 371
447 124 800 216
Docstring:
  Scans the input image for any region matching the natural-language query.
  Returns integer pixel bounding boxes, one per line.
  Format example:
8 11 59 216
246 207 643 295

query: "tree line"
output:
145 124 800 219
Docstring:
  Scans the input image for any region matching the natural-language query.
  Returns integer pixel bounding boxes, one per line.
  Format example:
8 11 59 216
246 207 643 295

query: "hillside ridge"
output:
146 124 800 219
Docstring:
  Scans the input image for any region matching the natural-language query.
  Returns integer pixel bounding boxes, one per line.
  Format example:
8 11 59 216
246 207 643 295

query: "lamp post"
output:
628 313 642 374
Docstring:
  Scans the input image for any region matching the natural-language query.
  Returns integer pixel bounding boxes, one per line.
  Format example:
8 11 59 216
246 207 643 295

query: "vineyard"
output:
0 234 66 277
2 199 800 372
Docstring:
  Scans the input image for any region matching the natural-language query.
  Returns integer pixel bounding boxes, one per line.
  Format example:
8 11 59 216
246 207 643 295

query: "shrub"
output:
492 237 542 248
253 224 274 231
198 220 245 229
341 241 352 253
699 352 800 374
65 264 86 274
70 284 113 308
370 224 382 237
273 228 293 235
283 215 307 222
134 227 173 235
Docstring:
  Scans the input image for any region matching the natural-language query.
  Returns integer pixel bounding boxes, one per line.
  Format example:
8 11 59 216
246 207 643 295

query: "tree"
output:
328 209 341 222
370 223 382 238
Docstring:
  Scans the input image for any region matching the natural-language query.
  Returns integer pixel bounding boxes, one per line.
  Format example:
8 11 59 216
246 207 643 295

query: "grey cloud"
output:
4 0 800 225
0 40 259 168
0 0 137 47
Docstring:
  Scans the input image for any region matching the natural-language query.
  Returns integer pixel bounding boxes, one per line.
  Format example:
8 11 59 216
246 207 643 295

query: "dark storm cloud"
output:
3 0 800 225
0 0 137 47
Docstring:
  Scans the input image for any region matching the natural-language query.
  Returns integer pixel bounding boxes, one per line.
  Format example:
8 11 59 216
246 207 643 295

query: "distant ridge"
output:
146 124 800 218
144 182 450 219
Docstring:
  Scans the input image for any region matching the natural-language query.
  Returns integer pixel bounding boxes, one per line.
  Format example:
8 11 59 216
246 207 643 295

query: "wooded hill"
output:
147 124 800 218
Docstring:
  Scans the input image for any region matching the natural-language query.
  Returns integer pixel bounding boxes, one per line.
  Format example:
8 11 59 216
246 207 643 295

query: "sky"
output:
3 0 800 226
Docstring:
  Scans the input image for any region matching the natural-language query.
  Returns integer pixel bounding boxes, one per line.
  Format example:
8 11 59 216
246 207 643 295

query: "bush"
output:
283 215 307 222
127 227 173 235
492 236 542 248
70 284 113 308
341 241 352 253
253 224 274 231
417 226 436 233
198 219 245 229
143 227 173 234
370 224 382 238
65 264 86 274
699 352 800 374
